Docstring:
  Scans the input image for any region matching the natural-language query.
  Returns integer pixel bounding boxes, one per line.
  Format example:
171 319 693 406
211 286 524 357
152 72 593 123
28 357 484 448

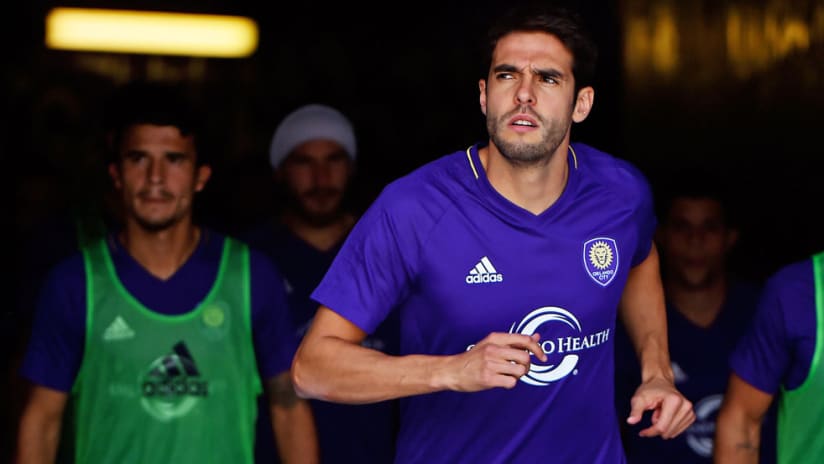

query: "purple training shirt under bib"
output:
313 142 656 463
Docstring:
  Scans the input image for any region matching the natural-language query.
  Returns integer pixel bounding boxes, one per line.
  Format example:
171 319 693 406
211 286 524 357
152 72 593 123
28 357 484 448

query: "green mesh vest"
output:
71 236 262 463
776 251 824 463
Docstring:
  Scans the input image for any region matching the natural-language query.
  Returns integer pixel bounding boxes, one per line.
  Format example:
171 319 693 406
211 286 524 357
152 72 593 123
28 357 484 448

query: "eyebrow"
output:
492 64 519 74
492 64 566 81
533 67 565 81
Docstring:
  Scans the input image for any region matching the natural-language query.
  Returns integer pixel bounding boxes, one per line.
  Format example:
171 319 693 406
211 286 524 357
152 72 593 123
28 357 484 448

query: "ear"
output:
572 86 595 123
478 79 488 116
194 164 212 192
108 163 122 189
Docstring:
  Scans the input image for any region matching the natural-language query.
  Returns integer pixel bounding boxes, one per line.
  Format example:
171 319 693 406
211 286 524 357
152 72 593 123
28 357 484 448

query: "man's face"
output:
109 124 210 231
479 31 593 165
278 139 352 225
658 197 737 289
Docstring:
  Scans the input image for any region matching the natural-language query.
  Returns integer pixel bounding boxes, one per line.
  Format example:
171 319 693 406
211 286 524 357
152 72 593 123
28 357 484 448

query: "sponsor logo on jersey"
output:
583 237 619 286
686 394 723 457
465 256 503 284
466 306 610 386
102 315 135 341
139 341 208 421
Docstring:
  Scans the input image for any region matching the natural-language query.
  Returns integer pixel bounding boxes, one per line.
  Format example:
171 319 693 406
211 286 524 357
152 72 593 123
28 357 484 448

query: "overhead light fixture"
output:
45 7 258 58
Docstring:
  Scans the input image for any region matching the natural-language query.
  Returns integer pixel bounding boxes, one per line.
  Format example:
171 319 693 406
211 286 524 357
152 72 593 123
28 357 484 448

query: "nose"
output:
312 161 332 187
686 228 706 246
147 158 165 184
515 76 536 106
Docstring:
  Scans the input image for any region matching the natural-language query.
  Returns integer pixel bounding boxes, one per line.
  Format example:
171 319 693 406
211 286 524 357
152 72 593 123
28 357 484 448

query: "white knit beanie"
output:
269 104 357 168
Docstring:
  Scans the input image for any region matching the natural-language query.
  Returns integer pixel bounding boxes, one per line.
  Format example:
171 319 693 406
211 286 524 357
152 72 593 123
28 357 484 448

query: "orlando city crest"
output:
583 237 619 287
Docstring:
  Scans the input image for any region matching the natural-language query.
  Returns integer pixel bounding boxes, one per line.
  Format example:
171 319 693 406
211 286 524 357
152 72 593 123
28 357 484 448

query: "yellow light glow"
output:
45 7 258 58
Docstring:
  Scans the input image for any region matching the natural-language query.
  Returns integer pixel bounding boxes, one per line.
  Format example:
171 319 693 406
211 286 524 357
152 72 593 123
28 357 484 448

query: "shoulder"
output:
763 256 814 303
219 230 282 276
43 251 87 293
368 147 471 222
380 148 470 200
573 142 652 197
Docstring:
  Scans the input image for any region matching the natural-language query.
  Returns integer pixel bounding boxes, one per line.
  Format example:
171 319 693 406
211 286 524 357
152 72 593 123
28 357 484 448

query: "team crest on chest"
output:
583 237 619 286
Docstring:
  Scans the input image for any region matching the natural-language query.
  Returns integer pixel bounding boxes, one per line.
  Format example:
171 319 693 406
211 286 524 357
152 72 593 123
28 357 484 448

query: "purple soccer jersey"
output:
312 143 656 463
730 257 817 394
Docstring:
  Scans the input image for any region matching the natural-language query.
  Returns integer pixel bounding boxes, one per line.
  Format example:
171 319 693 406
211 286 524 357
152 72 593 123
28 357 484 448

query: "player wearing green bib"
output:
16 82 318 464
715 250 824 463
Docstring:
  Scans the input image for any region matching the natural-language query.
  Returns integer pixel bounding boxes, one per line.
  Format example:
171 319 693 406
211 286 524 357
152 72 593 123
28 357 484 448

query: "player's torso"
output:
72 238 260 464
394 155 643 463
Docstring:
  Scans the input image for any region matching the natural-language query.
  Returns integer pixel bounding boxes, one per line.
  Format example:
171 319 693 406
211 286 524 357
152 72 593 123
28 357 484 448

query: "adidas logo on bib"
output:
103 315 136 341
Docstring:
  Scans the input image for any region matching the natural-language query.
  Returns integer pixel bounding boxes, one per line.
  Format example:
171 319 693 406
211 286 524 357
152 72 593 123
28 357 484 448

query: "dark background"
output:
4 0 823 282
2 0 823 457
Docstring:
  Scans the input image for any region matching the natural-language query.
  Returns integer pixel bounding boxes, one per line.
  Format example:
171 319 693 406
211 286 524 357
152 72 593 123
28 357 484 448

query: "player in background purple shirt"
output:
241 103 399 464
615 170 773 463
291 4 694 463
715 252 822 463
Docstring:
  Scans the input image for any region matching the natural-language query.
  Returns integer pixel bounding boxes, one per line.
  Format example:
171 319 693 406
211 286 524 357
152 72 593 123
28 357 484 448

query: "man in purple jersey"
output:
715 252 824 463
291 4 694 463
15 81 318 463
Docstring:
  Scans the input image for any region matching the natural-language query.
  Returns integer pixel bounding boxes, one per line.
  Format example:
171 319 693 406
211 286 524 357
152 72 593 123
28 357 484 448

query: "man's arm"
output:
267 372 319 464
713 373 774 464
292 307 547 403
618 244 695 439
15 384 68 464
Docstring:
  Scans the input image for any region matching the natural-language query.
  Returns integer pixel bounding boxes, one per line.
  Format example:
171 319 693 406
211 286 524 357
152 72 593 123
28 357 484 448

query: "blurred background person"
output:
615 168 774 463
241 103 399 463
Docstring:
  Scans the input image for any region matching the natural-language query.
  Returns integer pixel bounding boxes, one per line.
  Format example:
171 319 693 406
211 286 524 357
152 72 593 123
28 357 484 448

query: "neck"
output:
479 143 570 215
119 220 201 280
282 211 355 252
665 275 728 328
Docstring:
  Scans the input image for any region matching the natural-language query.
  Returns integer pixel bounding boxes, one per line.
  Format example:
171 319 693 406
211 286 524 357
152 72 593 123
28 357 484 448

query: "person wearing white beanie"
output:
241 103 400 464
269 104 357 169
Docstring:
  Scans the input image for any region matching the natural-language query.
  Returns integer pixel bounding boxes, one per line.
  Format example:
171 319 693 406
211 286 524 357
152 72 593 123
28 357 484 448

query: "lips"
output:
510 115 537 127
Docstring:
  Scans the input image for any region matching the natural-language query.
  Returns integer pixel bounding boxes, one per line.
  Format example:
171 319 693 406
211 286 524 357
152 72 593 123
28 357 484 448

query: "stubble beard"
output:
487 107 571 168
129 190 188 232
288 188 347 228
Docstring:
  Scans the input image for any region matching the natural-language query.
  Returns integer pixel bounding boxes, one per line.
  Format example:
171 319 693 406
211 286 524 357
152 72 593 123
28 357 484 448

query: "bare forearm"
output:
294 307 546 403
272 401 318 464
16 412 61 464
714 407 761 464
292 335 452 403
624 316 672 382
619 245 672 382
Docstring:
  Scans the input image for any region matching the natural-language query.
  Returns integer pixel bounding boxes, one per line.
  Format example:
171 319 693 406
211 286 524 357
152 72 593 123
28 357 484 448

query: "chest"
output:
405 204 641 348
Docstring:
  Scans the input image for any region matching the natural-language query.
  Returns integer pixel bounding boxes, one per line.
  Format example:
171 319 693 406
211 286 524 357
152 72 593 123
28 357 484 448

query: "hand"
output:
627 376 695 439
442 332 547 392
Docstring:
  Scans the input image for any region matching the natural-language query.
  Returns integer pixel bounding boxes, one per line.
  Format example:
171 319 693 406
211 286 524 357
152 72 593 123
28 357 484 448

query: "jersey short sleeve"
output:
311 181 434 334
20 255 87 392
250 250 299 380
730 259 815 393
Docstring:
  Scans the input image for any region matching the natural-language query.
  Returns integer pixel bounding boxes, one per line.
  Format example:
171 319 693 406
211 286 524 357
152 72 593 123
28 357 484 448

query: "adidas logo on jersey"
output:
103 316 136 341
465 256 504 284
